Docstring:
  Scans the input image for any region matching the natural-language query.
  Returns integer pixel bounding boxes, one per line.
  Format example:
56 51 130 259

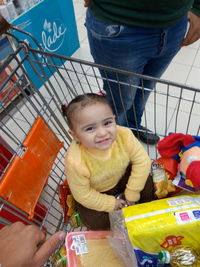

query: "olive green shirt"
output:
90 0 200 28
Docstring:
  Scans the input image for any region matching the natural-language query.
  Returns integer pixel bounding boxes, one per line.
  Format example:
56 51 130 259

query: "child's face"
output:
70 102 117 150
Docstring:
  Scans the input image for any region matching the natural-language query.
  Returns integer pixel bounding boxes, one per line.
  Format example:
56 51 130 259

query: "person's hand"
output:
181 11 200 46
114 198 127 210
84 0 90 7
126 200 135 206
0 222 66 267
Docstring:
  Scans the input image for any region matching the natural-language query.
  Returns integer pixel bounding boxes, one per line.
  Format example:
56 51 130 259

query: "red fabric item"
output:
186 161 200 189
158 133 195 158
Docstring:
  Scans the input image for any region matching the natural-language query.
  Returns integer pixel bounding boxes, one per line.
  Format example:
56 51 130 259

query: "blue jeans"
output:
85 8 188 128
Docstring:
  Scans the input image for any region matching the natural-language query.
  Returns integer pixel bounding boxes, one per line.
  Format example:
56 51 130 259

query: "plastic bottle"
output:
158 246 200 267
49 247 67 267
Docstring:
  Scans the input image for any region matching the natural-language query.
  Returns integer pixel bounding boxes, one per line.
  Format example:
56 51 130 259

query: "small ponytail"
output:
61 104 68 117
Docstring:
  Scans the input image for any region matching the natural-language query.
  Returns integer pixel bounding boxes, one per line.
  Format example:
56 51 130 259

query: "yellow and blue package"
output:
109 195 200 267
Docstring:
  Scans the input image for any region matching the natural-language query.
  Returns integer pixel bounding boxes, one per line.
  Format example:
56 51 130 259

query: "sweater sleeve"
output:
191 1 200 16
65 157 116 212
124 129 151 202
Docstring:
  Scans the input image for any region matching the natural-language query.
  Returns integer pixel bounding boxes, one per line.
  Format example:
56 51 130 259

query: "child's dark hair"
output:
61 93 112 129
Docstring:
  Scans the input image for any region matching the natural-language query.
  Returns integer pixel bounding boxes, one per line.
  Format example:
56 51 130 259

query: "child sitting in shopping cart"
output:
62 93 154 230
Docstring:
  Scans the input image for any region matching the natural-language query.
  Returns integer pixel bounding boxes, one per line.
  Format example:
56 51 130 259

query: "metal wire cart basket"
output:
0 17 200 245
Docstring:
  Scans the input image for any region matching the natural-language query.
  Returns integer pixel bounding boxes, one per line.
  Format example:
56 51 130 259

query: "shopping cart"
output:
0 15 200 262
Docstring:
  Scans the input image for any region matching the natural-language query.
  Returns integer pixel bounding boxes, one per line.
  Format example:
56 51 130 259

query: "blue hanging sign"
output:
12 0 80 88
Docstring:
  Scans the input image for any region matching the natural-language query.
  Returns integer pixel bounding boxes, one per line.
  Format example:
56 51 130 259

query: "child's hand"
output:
126 200 135 206
114 199 127 210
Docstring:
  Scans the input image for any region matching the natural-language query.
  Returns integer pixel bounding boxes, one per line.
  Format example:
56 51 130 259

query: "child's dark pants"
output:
75 164 154 230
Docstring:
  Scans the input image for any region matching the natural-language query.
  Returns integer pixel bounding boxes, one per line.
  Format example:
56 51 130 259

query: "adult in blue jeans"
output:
84 0 200 144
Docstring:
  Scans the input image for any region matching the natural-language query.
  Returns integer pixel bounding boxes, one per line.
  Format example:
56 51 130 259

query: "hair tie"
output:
62 103 68 108
61 104 68 116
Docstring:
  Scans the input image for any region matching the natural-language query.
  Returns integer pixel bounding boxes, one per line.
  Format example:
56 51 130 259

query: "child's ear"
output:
68 129 75 138
68 130 79 142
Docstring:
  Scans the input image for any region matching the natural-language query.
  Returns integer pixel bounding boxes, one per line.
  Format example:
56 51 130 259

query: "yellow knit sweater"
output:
64 126 151 212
